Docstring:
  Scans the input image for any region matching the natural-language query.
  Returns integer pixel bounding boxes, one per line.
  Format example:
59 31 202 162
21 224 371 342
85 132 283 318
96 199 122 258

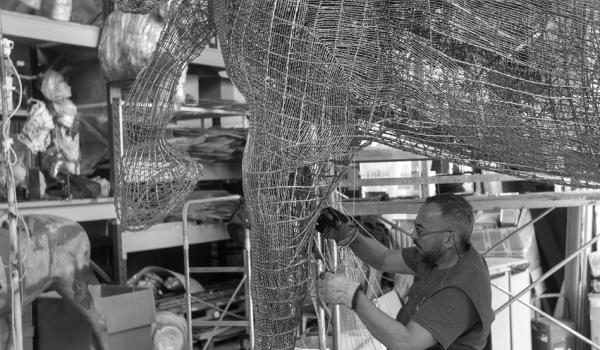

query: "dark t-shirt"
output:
396 248 483 349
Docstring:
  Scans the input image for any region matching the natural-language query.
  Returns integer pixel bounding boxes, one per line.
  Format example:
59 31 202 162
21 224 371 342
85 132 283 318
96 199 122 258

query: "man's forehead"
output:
416 203 444 222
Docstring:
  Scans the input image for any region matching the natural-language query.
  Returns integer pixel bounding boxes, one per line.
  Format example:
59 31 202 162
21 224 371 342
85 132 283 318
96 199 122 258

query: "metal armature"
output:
483 207 555 257
313 232 341 350
494 232 600 315
181 195 254 350
487 206 600 349
492 284 600 350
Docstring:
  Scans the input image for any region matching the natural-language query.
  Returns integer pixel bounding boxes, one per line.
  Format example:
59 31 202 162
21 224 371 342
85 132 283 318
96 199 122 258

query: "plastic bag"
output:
40 0 71 21
98 10 165 82
40 70 71 102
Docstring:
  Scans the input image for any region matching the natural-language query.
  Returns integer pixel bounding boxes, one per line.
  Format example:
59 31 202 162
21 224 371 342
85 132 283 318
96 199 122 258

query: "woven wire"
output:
213 1 600 348
115 0 215 231
113 0 169 14
119 1 600 349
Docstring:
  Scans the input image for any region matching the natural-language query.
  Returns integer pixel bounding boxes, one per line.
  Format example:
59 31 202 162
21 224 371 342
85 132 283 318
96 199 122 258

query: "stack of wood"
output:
168 127 247 163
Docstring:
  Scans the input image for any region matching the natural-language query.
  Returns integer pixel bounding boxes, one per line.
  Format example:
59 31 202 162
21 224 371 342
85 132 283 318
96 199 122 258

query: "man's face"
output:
413 203 452 265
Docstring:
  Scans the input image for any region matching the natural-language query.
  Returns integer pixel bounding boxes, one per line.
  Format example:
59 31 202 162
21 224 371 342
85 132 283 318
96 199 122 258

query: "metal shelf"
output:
120 222 229 258
0 197 116 221
1 10 100 48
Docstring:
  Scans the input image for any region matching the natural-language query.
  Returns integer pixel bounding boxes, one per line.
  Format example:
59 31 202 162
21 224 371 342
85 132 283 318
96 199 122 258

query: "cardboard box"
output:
35 284 155 350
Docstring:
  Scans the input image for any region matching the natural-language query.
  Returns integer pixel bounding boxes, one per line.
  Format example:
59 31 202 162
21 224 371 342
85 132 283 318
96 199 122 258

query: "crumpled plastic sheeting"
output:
52 99 77 128
98 10 165 82
40 70 71 102
18 99 54 153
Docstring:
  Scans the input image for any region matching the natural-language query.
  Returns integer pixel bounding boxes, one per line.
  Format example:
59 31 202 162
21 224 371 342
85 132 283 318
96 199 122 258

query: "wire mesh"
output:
118 1 600 349
115 0 215 231
214 2 600 348
113 0 169 14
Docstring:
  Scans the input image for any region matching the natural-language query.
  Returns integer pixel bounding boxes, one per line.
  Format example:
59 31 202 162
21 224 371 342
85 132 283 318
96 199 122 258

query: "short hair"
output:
424 194 474 248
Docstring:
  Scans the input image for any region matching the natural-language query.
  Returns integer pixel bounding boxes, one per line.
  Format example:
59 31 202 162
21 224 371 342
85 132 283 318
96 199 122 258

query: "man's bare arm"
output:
352 292 436 350
348 234 414 274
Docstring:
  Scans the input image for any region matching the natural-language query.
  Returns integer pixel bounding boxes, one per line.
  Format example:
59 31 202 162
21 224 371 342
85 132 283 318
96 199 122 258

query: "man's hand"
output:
316 207 359 247
317 272 361 308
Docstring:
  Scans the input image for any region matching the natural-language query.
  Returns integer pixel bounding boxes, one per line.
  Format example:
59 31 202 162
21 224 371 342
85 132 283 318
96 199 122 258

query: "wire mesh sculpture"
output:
116 0 600 349
115 0 214 230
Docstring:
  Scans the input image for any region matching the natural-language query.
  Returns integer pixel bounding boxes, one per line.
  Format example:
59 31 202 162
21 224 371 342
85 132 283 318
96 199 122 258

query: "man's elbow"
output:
384 339 427 350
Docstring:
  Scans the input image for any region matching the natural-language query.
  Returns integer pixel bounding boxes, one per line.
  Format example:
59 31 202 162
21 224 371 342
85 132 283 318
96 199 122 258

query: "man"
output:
316 193 493 350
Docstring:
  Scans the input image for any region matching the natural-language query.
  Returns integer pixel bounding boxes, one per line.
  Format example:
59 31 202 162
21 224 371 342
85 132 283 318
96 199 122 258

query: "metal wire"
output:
117 1 600 349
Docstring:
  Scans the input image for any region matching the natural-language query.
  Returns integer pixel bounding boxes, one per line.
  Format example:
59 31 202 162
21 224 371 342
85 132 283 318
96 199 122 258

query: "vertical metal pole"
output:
315 232 328 350
327 239 341 350
243 228 255 349
0 13 23 350
182 201 193 350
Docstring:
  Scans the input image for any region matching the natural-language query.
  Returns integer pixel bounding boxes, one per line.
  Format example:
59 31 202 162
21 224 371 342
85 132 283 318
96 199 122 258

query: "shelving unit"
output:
1 10 100 47
120 222 230 259
1 10 114 223
109 72 248 280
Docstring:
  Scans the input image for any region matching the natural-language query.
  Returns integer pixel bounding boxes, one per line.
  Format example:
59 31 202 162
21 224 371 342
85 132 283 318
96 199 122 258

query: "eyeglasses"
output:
409 225 452 240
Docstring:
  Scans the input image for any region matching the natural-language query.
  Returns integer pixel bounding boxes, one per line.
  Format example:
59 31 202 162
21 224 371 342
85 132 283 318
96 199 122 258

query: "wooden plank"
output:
353 147 429 162
342 191 600 215
340 173 524 187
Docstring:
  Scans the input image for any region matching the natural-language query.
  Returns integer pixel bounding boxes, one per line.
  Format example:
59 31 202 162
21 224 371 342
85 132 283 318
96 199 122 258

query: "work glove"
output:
315 207 359 247
317 271 362 309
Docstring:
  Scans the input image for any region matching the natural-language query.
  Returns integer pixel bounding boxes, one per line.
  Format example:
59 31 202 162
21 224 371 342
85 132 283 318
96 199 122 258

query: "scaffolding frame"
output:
182 195 254 350
339 156 600 349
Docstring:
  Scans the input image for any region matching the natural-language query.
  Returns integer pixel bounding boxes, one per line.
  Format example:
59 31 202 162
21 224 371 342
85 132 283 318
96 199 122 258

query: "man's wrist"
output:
350 284 364 310
338 224 359 247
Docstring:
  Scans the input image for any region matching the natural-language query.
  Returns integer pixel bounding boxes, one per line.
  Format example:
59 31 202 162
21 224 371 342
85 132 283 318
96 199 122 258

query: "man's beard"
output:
419 251 439 265
415 243 444 266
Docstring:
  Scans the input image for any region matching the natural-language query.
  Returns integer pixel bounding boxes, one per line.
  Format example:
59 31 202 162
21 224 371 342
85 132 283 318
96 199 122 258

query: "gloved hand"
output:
316 207 359 247
317 271 362 309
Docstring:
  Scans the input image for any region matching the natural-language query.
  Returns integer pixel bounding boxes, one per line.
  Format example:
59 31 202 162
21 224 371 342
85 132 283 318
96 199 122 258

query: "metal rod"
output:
202 275 247 350
182 195 241 350
483 207 554 256
0 10 23 350
495 233 600 314
492 283 600 350
315 232 328 350
182 201 193 350
244 228 255 350
327 239 341 350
